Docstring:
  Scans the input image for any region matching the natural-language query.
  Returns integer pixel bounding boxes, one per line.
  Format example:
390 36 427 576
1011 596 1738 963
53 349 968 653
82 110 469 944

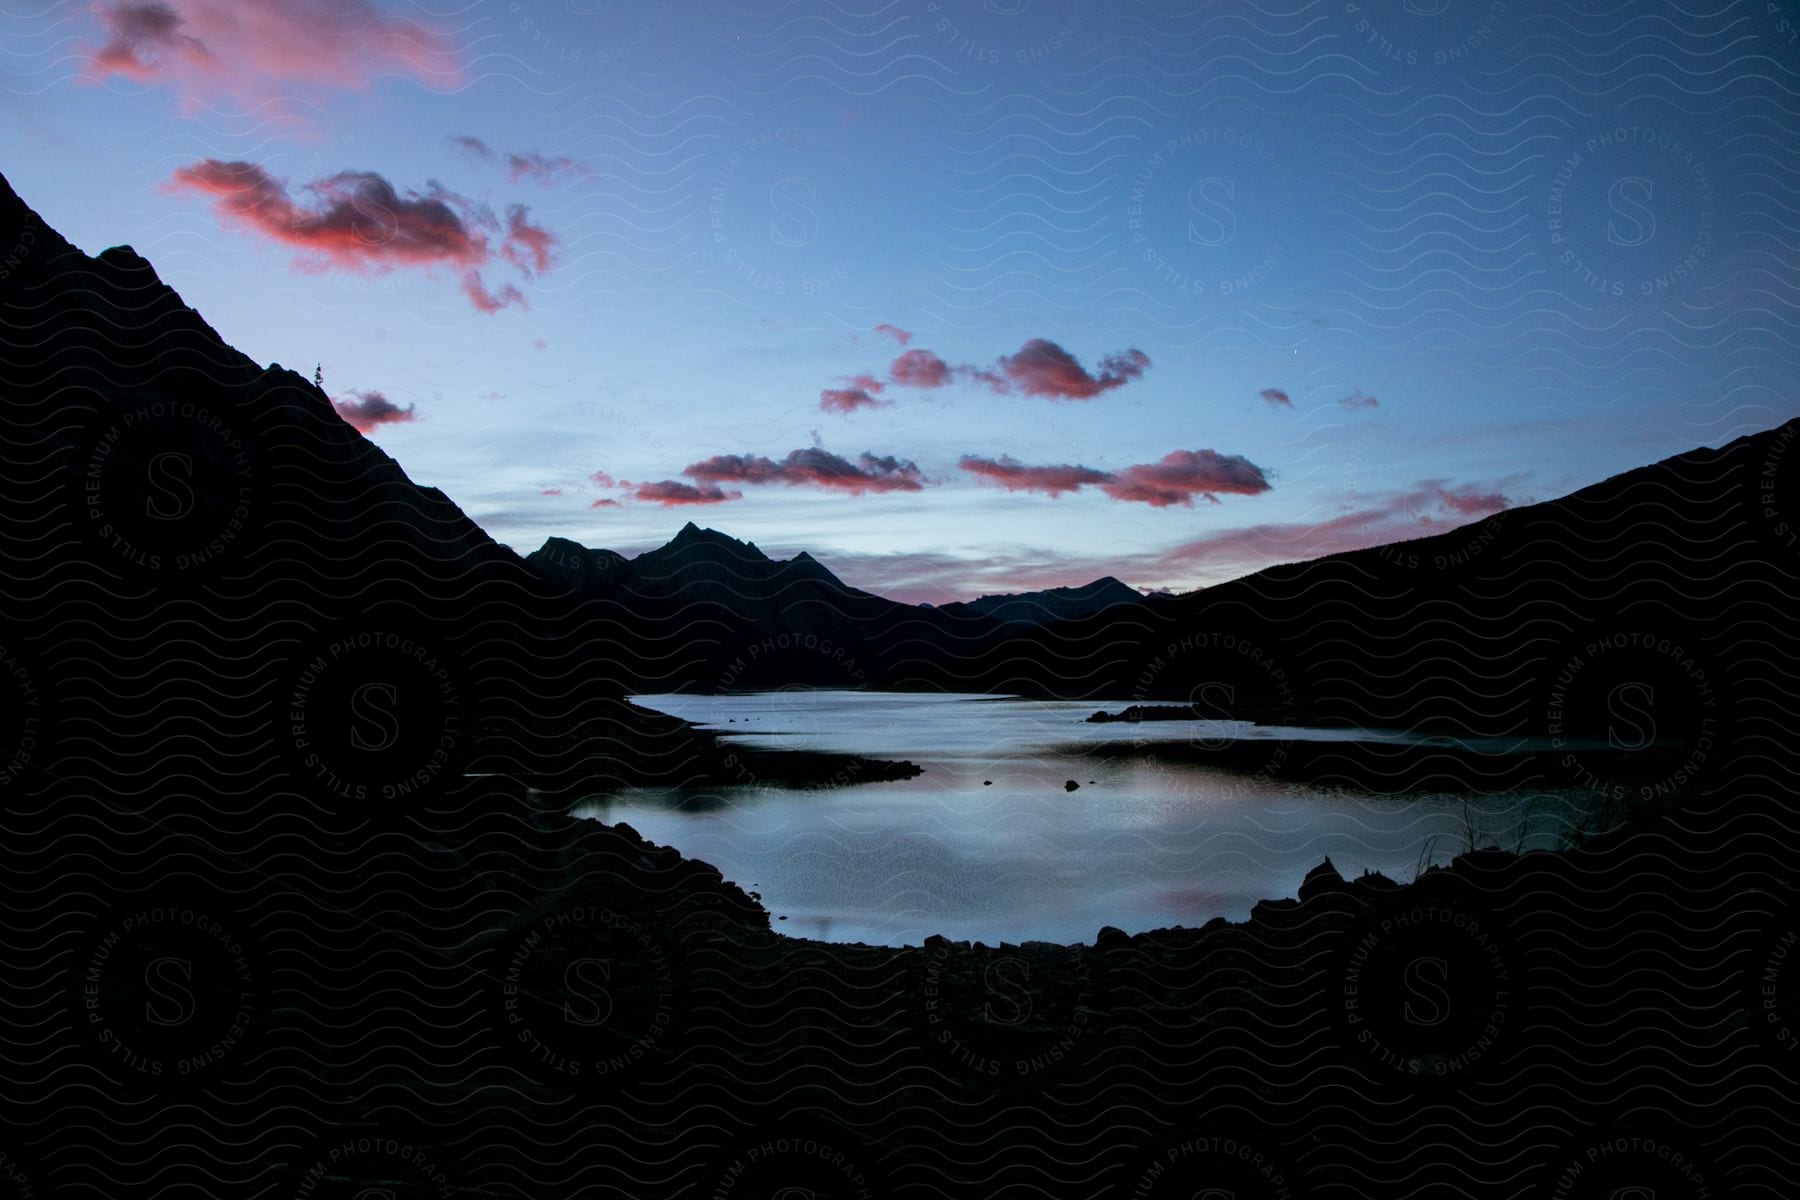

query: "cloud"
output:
685 447 925 495
1260 388 1292 407
1432 483 1507 516
820 374 888 414
332 388 414 432
85 0 459 105
165 159 556 313
958 455 1113 498
1159 479 1517 571
633 480 742 506
873 323 912 346
960 448 1272 507
541 487 563 496
448 134 492 160
589 471 616 488
1100 450 1272 507
590 498 621 508
889 348 952 389
1340 388 1379 410
996 339 1150 400
506 151 585 186
499 204 557 274
884 338 1150 400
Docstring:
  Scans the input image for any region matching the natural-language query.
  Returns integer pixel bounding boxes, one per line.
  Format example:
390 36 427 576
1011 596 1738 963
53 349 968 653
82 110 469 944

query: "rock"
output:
983 780 992 786
1299 856 1348 902
1095 925 1130 950
1064 780 1080 792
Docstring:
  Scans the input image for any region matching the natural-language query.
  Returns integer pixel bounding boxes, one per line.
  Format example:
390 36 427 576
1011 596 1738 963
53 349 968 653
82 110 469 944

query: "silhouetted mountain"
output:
896 423 1799 754
935 575 1144 625
526 525 1151 691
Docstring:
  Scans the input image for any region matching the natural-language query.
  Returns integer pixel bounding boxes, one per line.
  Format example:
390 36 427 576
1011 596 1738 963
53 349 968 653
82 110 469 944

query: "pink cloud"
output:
448 134 492 160
165 159 556 313
890 348 952 389
1260 388 1292 407
1100 450 1271 508
85 0 459 105
332 388 414 432
590 498 621 508
820 373 888 414
506 151 586 186
958 455 1112 498
1432 483 1507 516
685 448 925 495
874 323 912 346
959 448 1271 507
1340 388 1380 410
633 480 742 507
996 339 1150 400
589 471 616 488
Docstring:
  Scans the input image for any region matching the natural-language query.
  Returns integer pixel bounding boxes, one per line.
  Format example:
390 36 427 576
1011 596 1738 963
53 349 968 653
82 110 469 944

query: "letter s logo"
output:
1186 177 1237 246
145 452 195 521
768 176 820 247
348 682 401 752
1606 681 1657 751
1606 176 1656 247
144 956 196 1026
982 957 1033 1025
1191 680 1237 751
564 958 615 1026
1402 955 1453 1026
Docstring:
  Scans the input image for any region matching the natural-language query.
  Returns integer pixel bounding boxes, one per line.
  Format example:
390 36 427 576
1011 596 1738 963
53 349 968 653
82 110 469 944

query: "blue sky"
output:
4 0 1795 601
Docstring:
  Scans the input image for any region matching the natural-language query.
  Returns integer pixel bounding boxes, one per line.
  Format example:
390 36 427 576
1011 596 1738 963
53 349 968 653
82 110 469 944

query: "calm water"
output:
573 691 1599 947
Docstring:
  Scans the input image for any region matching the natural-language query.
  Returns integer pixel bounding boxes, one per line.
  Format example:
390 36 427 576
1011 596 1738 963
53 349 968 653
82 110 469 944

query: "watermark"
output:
496 904 678 1092
1111 631 1298 796
918 0 1092 69
1763 1 1799 52
1545 125 1717 302
507 0 667 68
1126 1131 1296 1200
1745 903 1800 1066
284 629 465 810
291 1134 453 1200
75 903 258 1090
0 642 44 790
709 127 855 298
1758 418 1797 556
918 939 1095 1082
1337 886 1514 1085
1545 631 1721 803
1339 0 1508 71
1126 128 1299 300
0 227 36 283
710 1123 883 1200
1545 1132 1715 1200
0 1149 34 1200
1366 507 1509 576
80 400 258 574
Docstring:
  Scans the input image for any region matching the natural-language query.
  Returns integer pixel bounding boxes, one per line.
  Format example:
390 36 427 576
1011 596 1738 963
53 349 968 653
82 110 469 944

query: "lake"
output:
573 690 1602 947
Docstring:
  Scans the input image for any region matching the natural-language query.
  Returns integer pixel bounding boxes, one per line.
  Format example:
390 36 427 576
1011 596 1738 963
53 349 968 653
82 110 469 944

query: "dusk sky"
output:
5 0 1795 602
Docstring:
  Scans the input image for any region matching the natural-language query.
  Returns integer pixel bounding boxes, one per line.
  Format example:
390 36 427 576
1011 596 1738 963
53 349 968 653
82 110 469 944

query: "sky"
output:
3 0 1797 603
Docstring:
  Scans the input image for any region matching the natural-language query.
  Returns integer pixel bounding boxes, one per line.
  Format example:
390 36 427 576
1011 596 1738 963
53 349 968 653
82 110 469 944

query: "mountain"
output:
895 421 1799 748
934 576 1144 625
524 524 1147 691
